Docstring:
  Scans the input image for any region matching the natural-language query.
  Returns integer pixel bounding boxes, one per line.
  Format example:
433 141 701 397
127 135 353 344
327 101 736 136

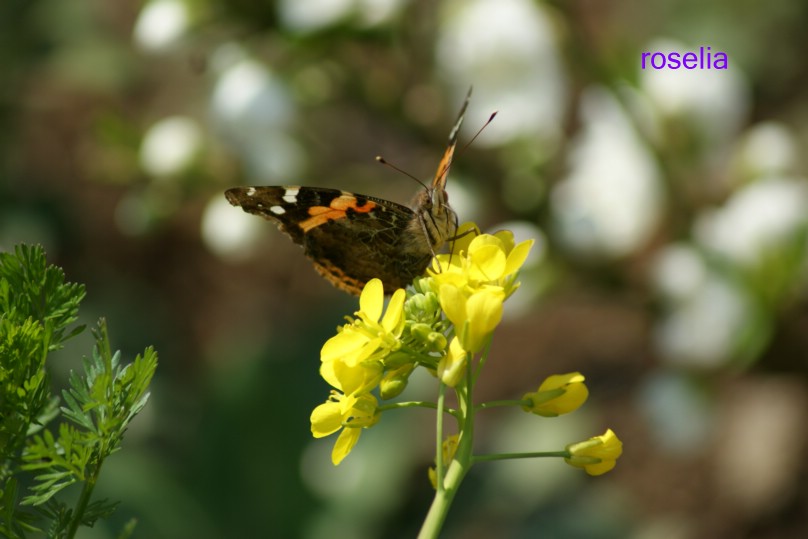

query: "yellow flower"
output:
439 284 505 353
427 227 533 354
522 372 589 417
312 278 407 465
320 279 406 388
564 429 623 476
310 390 380 465
431 227 534 296
428 434 460 489
437 336 468 387
311 345 382 465
321 350 383 397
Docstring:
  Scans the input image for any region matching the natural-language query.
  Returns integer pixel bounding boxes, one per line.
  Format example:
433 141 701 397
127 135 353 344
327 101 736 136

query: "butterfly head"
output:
410 182 457 253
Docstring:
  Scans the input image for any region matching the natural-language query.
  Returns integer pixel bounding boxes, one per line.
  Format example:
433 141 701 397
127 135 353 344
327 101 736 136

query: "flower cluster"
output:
309 224 623 492
310 279 401 464
430 225 534 385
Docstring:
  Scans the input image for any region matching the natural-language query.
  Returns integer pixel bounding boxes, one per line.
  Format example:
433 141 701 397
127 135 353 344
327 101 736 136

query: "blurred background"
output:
3 0 808 537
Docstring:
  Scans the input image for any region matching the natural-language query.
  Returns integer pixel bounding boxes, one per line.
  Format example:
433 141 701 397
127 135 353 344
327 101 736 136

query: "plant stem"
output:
473 450 570 462
418 353 474 539
66 459 103 539
476 399 527 410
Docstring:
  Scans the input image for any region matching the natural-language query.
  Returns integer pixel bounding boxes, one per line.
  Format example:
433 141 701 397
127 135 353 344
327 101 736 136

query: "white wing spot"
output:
270 205 286 215
246 187 256 196
283 187 299 203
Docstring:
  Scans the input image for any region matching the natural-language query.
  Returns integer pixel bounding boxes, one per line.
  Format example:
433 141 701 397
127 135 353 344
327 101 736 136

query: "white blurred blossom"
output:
694 176 808 268
133 0 190 52
650 244 708 302
653 275 749 367
637 372 716 453
201 195 267 261
209 48 303 181
436 0 566 147
735 122 798 177
139 116 202 179
277 0 406 33
551 87 663 258
650 244 749 367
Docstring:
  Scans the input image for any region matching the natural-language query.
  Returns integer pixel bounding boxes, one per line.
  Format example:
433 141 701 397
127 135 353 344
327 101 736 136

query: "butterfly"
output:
224 91 470 295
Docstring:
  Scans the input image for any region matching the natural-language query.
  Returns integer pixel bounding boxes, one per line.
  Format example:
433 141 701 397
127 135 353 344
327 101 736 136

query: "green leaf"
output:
0 244 86 350
81 498 120 527
1 477 42 537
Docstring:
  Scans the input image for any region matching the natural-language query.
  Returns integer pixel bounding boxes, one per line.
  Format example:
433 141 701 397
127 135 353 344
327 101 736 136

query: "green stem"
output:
66 459 104 539
476 399 528 410
473 450 570 463
378 400 459 418
434 383 446 492
472 337 492 385
418 353 474 539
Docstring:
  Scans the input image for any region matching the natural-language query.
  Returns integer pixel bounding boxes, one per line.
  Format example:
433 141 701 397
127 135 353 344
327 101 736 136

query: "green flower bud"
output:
425 331 447 353
384 350 415 370
411 322 434 341
379 364 415 400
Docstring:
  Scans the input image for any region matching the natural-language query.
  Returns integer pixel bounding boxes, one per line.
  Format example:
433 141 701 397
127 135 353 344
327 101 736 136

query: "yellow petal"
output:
469 244 507 282
524 374 589 416
583 460 618 476
359 278 384 321
468 233 504 253
493 229 515 253
321 330 368 363
350 393 380 427
431 267 468 289
465 287 505 351
332 427 362 465
451 222 479 255
438 336 468 387
333 360 383 395
594 429 623 459
539 372 585 391
381 288 406 334
310 401 343 438
439 284 468 329
549 383 588 414
504 239 534 276
319 360 340 389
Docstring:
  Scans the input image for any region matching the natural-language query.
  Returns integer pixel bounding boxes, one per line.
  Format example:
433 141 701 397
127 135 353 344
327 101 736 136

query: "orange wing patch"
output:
299 195 377 232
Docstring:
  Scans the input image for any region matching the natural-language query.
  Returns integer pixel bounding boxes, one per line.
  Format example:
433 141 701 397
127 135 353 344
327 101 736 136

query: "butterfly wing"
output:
225 186 425 294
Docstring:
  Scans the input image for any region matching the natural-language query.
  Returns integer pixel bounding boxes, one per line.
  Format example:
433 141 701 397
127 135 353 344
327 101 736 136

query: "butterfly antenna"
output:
455 110 497 160
376 155 430 191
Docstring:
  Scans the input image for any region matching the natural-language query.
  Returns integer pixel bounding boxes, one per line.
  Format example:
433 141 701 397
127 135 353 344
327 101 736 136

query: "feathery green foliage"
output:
0 245 157 538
